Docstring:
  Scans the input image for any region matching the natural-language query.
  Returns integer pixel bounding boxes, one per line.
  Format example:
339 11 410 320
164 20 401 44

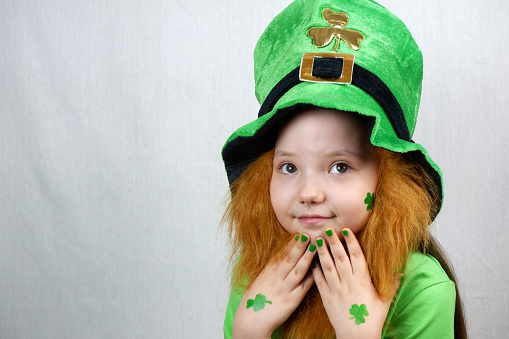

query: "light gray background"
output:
1 0 507 338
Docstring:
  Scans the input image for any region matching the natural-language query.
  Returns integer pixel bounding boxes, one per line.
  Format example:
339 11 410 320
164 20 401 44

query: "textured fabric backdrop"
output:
0 0 507 338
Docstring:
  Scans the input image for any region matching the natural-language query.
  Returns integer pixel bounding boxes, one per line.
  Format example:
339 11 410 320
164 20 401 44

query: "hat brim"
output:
222 80 443 217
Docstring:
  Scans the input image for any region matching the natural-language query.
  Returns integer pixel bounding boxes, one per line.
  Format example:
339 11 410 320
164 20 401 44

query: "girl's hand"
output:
232 234 316 339
312 228 400 339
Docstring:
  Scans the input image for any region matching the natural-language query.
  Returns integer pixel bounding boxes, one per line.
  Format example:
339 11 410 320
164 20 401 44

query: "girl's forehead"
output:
274 108 370 150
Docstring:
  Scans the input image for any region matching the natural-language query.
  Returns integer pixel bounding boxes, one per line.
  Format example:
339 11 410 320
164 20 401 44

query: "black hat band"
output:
257 53 412 142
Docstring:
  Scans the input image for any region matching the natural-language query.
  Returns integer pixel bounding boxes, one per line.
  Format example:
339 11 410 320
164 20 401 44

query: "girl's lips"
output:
297 215 334 225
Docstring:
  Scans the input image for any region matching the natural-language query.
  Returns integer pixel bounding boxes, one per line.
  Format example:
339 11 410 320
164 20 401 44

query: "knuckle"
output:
315 279 326 289
292 267 301 277
350 250 363 259
300 277 312 290
324 265 336 275
335 255 348 264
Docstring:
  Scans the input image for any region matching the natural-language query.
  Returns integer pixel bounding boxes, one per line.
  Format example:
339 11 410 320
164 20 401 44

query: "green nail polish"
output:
312 262 317 269
342 230 349 236
301 234 308 242
295 234 300 241
325 229 333 237
308 244 316 252
316 239 323 247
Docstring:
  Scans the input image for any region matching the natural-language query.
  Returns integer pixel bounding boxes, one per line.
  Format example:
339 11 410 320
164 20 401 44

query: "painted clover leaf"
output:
364 192 374 211
349 303 369 325
246 293 272 312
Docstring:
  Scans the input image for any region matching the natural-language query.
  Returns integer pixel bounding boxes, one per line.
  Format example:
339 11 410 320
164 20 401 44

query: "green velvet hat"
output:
222 0 443 215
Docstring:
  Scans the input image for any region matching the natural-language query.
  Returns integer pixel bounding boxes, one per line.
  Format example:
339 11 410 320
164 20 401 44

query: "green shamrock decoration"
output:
364 192 374 211
246 293 272 312
307 9 365 52
349 303 369 325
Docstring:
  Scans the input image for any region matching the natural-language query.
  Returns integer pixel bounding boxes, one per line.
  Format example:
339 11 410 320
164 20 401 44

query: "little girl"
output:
221 0 466 338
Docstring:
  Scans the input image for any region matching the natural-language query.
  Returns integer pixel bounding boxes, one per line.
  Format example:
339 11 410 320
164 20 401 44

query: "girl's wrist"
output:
232 315 275 339
333 325 382 339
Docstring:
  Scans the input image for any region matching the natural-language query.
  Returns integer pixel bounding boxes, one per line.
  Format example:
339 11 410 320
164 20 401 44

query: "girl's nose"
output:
298 179 325 204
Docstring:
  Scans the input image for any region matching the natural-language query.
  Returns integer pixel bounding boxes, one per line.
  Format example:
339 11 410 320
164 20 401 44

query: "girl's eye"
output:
330 162 349 174
280 163 298 174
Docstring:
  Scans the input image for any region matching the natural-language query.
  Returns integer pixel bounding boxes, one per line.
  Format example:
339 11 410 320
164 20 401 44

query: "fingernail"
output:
301 234 308 242
295 234 300 241
342 230 349 237
325 229 333 237
316 239 323 247
312 262 317 269
308 244 316 252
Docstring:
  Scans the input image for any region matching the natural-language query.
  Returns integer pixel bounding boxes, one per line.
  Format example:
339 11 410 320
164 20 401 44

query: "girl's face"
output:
270 107 378 243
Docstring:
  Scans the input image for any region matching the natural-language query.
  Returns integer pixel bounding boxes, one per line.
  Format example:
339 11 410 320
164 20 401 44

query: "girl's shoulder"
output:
397 251 456 310
404 252 452 283
382 252 456 338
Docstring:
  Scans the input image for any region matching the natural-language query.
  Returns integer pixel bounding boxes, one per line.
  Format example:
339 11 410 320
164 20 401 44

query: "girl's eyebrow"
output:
273 149 362 158
273 150 295 158
325 150 362 159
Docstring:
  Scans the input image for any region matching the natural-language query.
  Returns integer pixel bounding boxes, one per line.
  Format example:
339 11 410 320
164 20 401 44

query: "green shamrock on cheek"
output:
364 192 374 211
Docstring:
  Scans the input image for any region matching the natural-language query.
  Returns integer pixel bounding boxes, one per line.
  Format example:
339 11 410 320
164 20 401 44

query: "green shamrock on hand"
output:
349 303 369 325
246 293 272 312
364 192 374 211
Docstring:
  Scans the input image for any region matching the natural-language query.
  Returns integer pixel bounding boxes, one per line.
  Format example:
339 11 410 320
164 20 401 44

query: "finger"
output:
265 234 298 273
314 236 341 290
277 233 303 262
311 259 331 295
325 228 353 279
277 233 311 279
342 228 369 277
284 241 317 286
293 270 315 297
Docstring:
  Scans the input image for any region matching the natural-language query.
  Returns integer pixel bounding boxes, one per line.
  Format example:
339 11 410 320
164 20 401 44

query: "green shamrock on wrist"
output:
349 303 369 325
246 293 272 312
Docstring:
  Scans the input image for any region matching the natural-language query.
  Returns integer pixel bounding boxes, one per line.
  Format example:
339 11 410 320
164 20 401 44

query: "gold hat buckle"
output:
299 53 355 84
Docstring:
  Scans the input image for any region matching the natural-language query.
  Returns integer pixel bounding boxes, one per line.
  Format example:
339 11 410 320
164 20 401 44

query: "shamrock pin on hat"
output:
222 0 443 215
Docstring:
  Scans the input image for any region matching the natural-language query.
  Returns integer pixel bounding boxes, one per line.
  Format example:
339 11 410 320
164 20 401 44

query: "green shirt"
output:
224 252 456 338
